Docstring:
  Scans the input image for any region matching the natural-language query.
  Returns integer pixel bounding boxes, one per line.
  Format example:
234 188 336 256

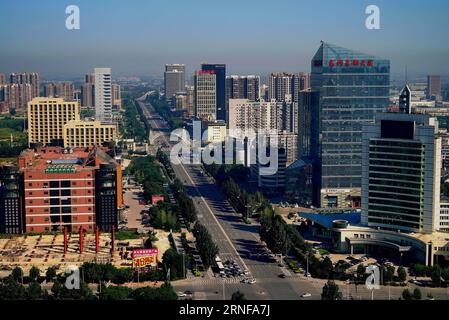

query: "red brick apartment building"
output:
7 146 123 233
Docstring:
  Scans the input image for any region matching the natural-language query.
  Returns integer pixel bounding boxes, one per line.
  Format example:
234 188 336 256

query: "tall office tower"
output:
164 64 186 100
81 84 95 109
9 72 40 98
94 68 112 123
298 89 320 159
226 75 260 102
63 120 117 148
44 82 75 101
0 165 23 234
185 85 195 117
361 112 441 234
85 73 95 84
5 83 32 113
310 42 390 208
194 70 217 121
28 97 80 147
0 73 5 85
292 73 310 103
201 64 226 121
111 84 122 110
17 146 122 233
427 75 441 99
399 85 412 114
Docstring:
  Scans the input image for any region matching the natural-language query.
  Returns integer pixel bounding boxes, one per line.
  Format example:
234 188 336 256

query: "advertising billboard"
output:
132 248 158 270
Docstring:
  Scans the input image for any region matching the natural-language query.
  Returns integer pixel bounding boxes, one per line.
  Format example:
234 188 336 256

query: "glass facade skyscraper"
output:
310 42 390 208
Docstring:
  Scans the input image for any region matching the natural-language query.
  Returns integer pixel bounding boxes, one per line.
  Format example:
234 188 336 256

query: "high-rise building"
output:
0 165 23 234
201 64 226 121
399 84 412 114
112 83 122 110
16 146 122 233
9 72 40 98
226 75 260 102
81 82 95 110
94 68 112 123
63 120 117 148
268 72 310 103
27 97 80 147
427 75 441 99
195 70 216 121
0 73 5 85
185 85 195 117
361 112 441 234
309 42 390 208
164 64 185 99
44 82 75 101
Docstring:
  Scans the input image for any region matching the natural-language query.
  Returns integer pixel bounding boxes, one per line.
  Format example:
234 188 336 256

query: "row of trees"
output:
120 99 147 141
171 178 198 224
147 94 183 129
193 223 219 268
126 155 166 199
411 263 449 287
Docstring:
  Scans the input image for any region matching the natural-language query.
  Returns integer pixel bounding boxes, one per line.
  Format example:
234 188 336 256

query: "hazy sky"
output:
1 0 448 79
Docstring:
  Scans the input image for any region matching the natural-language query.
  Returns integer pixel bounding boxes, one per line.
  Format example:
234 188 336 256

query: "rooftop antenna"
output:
405 65 408 85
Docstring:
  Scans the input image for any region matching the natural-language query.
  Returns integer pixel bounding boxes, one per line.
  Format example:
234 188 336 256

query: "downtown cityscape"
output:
1 0 449 312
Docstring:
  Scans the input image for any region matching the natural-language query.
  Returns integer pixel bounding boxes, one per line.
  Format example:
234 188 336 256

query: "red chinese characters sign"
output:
328 59 374 67
132 248 158 269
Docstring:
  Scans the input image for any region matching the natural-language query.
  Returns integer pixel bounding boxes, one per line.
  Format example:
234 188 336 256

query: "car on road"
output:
300 293 312 298
177 292 187 298
184 290 194 295
248 278 256 284
304 272 312 277
278 274 286 278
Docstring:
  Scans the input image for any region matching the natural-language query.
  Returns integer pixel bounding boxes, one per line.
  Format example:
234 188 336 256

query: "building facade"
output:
164 64 186 99
310 42 390 208
28 97 80 147
63 120 117 148
201 64 226 121
195 70 217 121
15 146 121 233
44 82 75 101
362 112 441 234
94 68 113 123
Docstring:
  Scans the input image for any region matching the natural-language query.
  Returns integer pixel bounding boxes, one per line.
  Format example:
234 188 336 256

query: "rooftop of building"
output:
19 146 115 172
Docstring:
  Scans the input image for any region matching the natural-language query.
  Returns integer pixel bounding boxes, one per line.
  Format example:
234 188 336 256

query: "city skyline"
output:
1 0 449 78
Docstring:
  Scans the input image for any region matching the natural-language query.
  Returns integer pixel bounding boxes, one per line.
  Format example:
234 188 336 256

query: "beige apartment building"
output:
28 97 80 146
63 120 117 148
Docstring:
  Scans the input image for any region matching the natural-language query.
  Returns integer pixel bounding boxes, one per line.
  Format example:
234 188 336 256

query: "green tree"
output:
26 281 46 300
0 277 26 299
397 266 407 283
412 288 422 300
357 264 366 282
321 280 342 300
99 285 132 300
46 267 57 282
29 266 40 282
401 289 413 300
231 290 246 300
11 266 23 283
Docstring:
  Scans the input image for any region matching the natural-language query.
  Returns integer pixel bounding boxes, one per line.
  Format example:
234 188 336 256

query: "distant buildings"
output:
164 64 186 100
268 72 309 103
307 42 390 209
226 75 260 102
201 64 226 121
44 82 75 101
195 70 217 121
81 73 95 110
94 68 113 123
427 75 442 100
0 72 40 113
112 83 122 111
0 146 122 233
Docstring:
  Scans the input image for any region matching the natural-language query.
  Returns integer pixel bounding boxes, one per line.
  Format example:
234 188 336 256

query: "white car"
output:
177 292 187 298
300 293 312 298
248 278 256 284
304 272 312 277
